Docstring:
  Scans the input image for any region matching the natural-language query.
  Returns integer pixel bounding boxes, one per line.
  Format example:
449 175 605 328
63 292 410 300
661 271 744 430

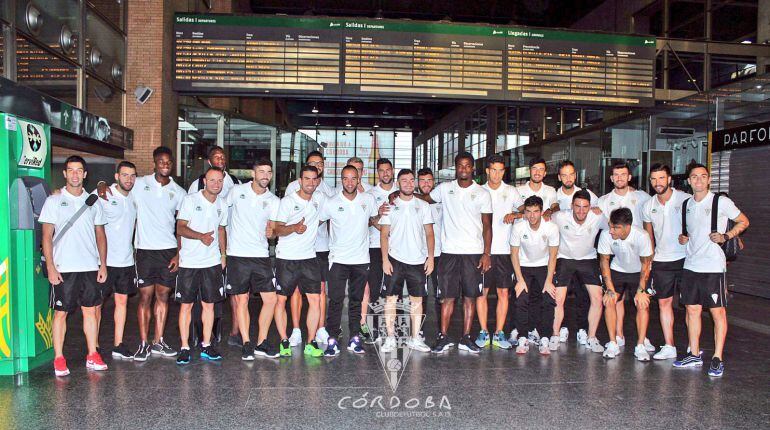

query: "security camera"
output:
134 86 153 104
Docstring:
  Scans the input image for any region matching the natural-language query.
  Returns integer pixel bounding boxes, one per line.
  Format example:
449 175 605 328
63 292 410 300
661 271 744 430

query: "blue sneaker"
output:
673 353 703 368
324 339 340 357
176 348 191 365
475 330 490 348
707 357 724 377
492 331 512 350
200 345 222 361
347 335 365 354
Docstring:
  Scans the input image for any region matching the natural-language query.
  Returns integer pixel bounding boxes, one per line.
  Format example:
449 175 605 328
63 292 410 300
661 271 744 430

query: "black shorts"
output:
483 254 514 290
651 259 684 299
103 266 137 296
680 270 727 308
555 258 601 288
607 270 650 299
317 251 330 282
225 256 275 295
382 257 428 298
437 253 483 299
136 248 177 288
50 271 103 312
429 255 441 299
368 248 384 292
174 265 225 304
275 258 321 297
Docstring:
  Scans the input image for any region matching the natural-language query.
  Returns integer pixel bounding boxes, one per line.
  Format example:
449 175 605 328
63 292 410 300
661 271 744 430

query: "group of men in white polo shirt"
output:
41 143 748 379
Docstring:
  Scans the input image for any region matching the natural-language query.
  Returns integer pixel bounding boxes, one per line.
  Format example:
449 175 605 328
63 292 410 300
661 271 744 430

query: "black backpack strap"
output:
711 193 719 233
197 175 205 191
230 174 240 185
681 198 690 236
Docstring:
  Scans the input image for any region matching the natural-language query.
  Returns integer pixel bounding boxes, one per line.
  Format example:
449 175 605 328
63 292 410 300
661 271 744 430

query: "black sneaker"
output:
256 341 279 359
228 334 243 347
111 343 133 359
432 333 451 354
359 324 375 345
201 345 222 361
708 357 724 377
459 334 481 354
176 348 191 365
241 341 255 361
133 342 151 362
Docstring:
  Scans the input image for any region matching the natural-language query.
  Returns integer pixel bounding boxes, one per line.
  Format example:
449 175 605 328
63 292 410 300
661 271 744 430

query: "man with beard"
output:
225 159 281 360
417 168 444 339
175 167 229 365
96 162 138 360
597 161 652 350
516 158 558 217
641 164 691 360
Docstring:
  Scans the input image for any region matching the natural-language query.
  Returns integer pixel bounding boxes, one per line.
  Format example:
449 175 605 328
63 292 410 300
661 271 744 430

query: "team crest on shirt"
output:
293 205 300 211
705 209 711 215
522 234 529 239
262 201 268 209
542 234 547 241
60 201 68 207
313 202 319 209
110 200 118 206
651 208 657 213
240 194 246 199
144 185 150 191
563 225 569 230
361 204 367 210
337 206 344 212
217 209 222 217
393 206 400 211
448 190 455 195
631 199 637 205
169 193 175 200
195 206 202 211
470 194 477 200
610 201 616 206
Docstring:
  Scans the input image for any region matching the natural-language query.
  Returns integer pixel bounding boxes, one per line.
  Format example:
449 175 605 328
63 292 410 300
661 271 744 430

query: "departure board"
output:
174 14 656 107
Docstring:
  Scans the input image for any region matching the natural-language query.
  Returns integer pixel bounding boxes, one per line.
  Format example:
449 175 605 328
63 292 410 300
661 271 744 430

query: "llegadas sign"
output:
711 120 770 152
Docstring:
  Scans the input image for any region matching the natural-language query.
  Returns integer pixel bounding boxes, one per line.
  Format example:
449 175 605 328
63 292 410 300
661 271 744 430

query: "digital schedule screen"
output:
174 14 656 107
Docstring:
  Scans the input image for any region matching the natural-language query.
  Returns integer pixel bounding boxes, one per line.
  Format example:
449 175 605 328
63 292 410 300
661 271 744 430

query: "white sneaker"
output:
643 337 655 352
559 327 569 343
407 337 431 353
515 337 529 354
587 337 605 353
381 336 397 353
603 341 620 359
528 329 540 343
549 335 560 351
539 338 551 355
634 344 650 361
508 329 519 345
615 336 626 347
315 327 330 345
653 345 677 360
576 329 588 346
288 328 302 347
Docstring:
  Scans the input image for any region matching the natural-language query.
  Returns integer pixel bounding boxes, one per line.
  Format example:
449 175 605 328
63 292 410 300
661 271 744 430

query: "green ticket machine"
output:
0 113 53 375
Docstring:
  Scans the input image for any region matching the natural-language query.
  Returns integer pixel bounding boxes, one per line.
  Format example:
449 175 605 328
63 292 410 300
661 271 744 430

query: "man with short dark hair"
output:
598 208 654 360
41 156 108 376
516 158 558 216
674 164 749 377
417 167 444 339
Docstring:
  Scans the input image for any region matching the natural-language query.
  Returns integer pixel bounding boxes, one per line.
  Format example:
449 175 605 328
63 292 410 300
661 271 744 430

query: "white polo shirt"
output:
187 170 238 198
177 191 228 269
273 191 327 261
597 226 653 273
96 184 136 267
516 181 557 210
39 187 106 273
225 183 280 258
483 182 524 255
430 180 492 255
430 202 443 257
641 189 691 262
682 192 741 273
285 179 335 252
367 183 397 248
509 220 560 267
379 196 434 265
320 191 379 265
597 189 651 229
133 175 185 250
552 210 608 260
556 186 599 211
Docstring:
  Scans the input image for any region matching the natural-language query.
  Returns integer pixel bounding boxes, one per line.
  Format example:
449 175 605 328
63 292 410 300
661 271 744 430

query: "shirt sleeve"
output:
422 203 434 225
597 231 613 255
512 189 525 210
639 231 653 257
509 225 521 247
38 196 58 225
369 195 379 218
589 190 600 207
429 183 443 203
379 214 391 226
219 203 229 227
177 196 193 221
479 189 493 214
269 197 280 220
92 202 107 226
719 196 741 220
641 200 652 223
273 198 290 223
175 189 185 211
548 224 560 247
317 196 330 222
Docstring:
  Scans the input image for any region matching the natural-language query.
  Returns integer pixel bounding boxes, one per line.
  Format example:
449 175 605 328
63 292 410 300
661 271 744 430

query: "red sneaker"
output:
54 356 70 376
86 352 108 371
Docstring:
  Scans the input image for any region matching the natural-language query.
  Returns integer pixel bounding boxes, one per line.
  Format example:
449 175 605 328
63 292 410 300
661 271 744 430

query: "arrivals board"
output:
174 14 656 107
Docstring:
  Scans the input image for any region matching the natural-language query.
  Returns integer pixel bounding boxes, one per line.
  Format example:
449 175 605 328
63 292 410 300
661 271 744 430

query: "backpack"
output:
681 193 743 261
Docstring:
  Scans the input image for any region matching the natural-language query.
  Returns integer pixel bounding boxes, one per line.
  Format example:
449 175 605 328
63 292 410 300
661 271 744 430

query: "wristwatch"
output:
722 233 730 242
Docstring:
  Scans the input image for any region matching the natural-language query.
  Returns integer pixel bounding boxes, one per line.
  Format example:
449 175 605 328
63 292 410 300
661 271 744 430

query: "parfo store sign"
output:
711 120 770 152
17 120 48 168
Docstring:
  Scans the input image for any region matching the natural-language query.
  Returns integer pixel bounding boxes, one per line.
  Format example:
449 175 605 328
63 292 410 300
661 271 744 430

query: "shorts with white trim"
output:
651 259 684 299
555 258 601 288
437 253 483 299
382 257 428 298
225 256 275 295
606 270 653 300
483 254 514 290
50 271 102 312
275 258 321 296
174 265 226 304
136 248 177 288
680 269 727 308
103 266 137 296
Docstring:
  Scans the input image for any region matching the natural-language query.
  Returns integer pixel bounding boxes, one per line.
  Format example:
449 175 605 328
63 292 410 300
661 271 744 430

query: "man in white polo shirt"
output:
225 158 280 360
320 165 380 356
174 167 229 365
674 163 749 377
551 190 608 354
96 161 137 360
642 163 691 360
516 158 558 216
41 155 108 376
417 168 444 338
379 168 435 353
273 165 327 358
510 196 560 356
598 208 654 360
186 146 240 196
477 154 522 350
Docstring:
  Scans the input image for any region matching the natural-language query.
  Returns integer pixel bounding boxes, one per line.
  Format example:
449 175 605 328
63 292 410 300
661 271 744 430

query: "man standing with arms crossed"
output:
225 159 281 360
641 164 691 360
379 169 435 353
674 163 748 377
42 156 108 376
